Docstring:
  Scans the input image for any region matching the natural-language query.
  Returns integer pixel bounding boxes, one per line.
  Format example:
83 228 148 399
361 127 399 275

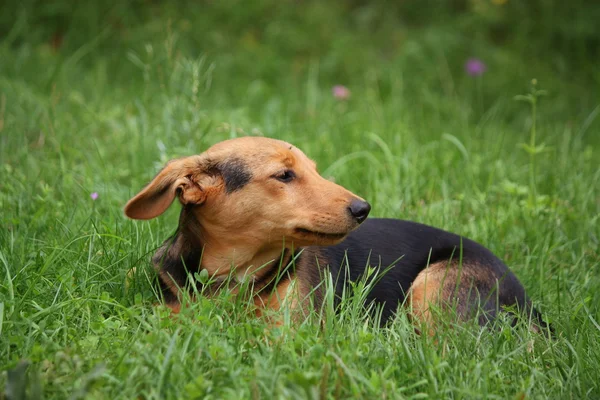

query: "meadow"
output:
1 1 599 398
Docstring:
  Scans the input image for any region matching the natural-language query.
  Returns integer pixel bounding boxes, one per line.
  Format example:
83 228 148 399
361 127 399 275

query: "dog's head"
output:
124 137 370 250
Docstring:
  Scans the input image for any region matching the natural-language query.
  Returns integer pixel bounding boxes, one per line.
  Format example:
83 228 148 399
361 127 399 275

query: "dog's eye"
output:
273 170 296 183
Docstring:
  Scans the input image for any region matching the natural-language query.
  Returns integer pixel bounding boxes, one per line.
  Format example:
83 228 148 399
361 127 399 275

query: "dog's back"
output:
312 218 543 329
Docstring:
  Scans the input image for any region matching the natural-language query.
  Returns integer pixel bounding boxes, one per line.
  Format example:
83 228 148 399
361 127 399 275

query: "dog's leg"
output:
407 260 503 334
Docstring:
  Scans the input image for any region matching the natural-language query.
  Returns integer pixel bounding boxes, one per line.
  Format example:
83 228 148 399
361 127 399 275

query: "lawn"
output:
1 1 599 398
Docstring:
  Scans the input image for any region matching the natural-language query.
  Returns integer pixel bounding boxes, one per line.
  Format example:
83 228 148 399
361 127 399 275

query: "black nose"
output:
348 199 371 223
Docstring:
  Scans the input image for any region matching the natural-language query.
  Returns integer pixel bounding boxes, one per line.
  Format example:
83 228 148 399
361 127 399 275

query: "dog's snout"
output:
348 199 371 224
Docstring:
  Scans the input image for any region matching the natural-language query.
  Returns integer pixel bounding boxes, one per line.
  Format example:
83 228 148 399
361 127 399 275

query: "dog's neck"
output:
162 207 292 285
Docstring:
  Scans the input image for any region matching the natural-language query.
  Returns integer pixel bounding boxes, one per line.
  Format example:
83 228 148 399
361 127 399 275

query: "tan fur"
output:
255 279 295 311
408 260 496 333
407 261 447 329
124 156 208 220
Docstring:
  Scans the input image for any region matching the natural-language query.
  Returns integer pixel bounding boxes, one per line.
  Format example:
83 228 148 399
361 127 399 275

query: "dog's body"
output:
305 218 535 325
125 137 548 331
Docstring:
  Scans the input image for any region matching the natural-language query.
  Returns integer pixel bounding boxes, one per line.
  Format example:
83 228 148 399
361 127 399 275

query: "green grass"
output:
1 1 600 398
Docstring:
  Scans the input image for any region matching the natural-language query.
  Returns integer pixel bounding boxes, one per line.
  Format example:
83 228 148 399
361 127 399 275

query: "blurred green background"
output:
2 0 599 114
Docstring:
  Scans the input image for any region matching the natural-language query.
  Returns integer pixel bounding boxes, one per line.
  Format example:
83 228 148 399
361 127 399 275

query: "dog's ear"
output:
124 156 210 220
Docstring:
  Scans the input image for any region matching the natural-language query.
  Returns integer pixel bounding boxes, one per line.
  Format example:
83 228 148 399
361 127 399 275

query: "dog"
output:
124 136 550 332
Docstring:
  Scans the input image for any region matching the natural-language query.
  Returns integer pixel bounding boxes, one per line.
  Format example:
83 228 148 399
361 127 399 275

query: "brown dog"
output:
125 137 550 331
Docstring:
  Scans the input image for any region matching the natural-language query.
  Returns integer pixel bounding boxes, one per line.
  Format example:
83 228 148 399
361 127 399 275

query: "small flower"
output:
332 85 351 100
465 58 487 76
90 192 99 200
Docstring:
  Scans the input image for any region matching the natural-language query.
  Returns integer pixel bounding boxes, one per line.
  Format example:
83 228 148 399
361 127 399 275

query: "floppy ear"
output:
124 156 208 220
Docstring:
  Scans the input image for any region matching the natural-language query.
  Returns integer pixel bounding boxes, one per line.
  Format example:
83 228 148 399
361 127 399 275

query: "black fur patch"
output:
218 158 252 193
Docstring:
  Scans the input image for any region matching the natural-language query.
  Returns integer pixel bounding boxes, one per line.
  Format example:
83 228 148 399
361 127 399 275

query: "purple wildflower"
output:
332 85 351 100
90 192 99 200
465 58 487 76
